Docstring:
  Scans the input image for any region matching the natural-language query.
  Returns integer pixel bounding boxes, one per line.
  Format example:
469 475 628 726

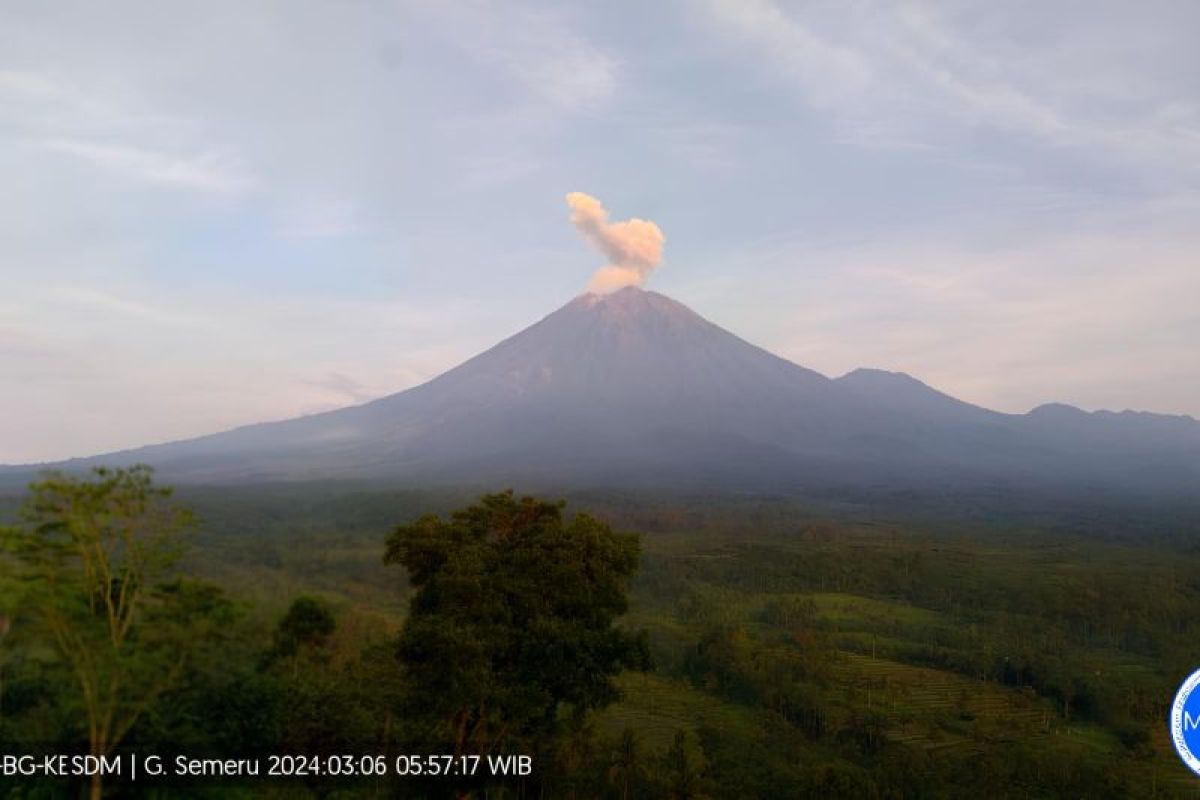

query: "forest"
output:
2 468 1200 798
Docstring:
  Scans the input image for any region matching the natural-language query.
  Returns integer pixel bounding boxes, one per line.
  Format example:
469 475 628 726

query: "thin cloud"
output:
303 372 378 404
715 218 1200 419
42 139 254 193
707 0 1200 170
429 3 618 112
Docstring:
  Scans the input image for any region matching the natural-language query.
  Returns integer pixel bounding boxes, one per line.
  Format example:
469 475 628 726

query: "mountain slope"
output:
7 287 1199 491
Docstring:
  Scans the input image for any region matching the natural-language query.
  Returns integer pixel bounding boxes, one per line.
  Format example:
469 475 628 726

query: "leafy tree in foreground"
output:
0 466 206 800
384 490 648 760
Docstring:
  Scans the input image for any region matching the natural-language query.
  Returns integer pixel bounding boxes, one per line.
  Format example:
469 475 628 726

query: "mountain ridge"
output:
4 286 1198 492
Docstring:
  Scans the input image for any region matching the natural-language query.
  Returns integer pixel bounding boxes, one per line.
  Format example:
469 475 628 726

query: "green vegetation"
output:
0 467 228 800
2 475 1200 797
385 491 648 768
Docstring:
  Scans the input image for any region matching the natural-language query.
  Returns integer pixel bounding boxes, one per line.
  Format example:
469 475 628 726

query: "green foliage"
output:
0 466 226 799
266 595 336 663
659 729 713 799
606 728 648 800
384 490 649 757
6 479 1200 797
265 605 405 759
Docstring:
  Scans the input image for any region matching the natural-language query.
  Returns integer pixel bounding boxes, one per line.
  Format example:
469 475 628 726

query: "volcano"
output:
9 286 1200 491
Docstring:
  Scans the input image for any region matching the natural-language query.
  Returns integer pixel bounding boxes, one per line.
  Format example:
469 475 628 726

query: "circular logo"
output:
1171 668 1200 775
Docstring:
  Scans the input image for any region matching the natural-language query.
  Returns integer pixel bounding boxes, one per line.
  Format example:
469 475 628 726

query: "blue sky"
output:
3 0 1198 462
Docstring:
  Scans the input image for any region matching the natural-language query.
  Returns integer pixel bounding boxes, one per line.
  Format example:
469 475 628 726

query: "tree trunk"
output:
89 731 107 800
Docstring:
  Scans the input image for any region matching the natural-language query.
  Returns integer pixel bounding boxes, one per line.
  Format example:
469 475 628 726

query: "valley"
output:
133 484 1200 796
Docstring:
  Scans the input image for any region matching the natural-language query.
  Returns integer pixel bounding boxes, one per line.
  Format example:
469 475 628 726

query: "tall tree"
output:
1 466 198 800
608 728 645 800
384 490 648 760
659 729 712 800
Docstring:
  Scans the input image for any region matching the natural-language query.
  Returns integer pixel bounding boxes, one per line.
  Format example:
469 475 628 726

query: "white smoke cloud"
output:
565 192 665 293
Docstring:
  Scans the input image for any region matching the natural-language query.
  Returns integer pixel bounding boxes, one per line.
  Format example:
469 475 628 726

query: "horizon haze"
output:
7 286 1195 498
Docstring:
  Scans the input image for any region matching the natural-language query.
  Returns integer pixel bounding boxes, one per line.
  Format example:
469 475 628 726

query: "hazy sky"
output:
3 1 1199 463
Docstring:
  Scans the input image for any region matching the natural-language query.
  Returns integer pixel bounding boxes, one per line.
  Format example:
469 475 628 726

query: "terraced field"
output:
596 672 766 750
831 652 1053 751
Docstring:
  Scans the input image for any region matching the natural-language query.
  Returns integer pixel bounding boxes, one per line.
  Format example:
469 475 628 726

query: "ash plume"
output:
566 192 665 293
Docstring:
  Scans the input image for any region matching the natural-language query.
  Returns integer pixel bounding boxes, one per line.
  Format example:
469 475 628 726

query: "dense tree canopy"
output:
3 477 1199 797
384 490 649 757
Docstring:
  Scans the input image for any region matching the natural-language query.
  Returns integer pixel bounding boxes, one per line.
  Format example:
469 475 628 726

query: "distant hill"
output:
5 286 1198 492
